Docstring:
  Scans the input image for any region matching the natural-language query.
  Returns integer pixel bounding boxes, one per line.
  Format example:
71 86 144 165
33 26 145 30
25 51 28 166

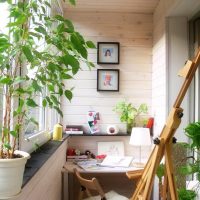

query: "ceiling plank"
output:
62 0 160 14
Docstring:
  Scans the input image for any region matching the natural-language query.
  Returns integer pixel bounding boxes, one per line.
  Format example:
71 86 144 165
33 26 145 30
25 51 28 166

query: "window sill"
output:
22 134 69 187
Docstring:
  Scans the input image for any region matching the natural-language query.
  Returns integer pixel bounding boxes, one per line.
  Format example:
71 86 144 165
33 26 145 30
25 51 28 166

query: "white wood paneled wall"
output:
67 136 152 161
61 11 153 133
152 1 168 137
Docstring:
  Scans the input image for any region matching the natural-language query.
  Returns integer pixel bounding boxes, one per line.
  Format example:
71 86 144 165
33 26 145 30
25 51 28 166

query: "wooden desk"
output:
62 161 138 200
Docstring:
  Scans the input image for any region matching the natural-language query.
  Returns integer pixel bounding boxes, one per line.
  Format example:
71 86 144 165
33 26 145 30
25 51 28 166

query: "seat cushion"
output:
83 190 129 200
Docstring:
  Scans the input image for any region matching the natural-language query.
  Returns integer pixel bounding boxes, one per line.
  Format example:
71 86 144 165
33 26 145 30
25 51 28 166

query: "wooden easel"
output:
127 49 200 200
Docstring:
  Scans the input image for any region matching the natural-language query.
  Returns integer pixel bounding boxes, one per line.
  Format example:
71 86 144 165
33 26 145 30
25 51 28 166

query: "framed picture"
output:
97 69 119 92
97 42 120 64
97 141 124 156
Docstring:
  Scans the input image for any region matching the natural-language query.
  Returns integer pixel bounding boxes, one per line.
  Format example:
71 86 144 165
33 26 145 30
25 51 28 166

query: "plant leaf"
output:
4 143 11 150
26 98 38 107
68 0 76 5
64 90 73 101
86 41 96 48
10 131 18 138
42 99 47 107
53 106 63 117
22 45 34 62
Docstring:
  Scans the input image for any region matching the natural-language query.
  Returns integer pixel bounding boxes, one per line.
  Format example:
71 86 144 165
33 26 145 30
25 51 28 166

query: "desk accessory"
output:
53 123 63 141
87 111 100 134
97 141 124 156
129 127 151 168
106 125 119 134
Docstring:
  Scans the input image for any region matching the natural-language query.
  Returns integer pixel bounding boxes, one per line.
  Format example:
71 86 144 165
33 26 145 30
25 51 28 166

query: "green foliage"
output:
178 188 196 200
113 101 148 127
156 163 165 182
184 122 200 149
177 121 200 197
0 0 95 157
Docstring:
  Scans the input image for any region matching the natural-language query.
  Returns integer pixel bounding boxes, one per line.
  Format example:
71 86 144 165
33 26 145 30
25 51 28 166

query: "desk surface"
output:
64 161 142 174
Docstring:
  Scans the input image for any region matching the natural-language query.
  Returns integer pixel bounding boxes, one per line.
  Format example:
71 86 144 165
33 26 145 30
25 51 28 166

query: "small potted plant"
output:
113 101 148 134
0 0 95 198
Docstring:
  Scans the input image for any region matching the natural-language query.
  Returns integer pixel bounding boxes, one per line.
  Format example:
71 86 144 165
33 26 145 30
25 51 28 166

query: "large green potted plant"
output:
113 101 148 134
0 0 95 198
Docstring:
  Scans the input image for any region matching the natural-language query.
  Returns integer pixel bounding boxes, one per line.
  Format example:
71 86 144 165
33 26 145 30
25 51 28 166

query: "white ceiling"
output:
63 0 160 14
168 0 200 19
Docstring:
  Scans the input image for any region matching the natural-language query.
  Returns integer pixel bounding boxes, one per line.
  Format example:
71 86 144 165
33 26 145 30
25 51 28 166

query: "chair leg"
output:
78 186 86 200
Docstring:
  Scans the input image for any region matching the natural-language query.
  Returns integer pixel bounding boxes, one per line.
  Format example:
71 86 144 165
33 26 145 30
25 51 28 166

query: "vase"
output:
127 123 133 135
0 150 30 199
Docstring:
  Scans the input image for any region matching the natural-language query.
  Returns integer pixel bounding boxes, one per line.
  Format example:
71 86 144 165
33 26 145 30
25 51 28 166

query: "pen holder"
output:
53 123 63 141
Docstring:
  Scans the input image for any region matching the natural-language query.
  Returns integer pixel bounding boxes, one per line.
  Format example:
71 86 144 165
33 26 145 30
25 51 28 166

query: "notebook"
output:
99 156 133 168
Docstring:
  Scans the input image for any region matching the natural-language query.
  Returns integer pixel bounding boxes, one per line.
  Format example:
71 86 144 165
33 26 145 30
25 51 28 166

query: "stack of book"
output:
67 155 88 162
65 125 83 134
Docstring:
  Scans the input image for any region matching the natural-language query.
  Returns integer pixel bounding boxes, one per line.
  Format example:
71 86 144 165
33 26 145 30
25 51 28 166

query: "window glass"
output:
0 3 9 131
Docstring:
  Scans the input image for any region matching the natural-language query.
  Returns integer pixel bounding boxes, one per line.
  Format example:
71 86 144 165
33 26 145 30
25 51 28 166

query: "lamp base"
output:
132 162 146 168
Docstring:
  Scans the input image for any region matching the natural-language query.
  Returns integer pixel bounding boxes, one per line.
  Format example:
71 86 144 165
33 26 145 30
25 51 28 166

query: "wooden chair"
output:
74 168 129 200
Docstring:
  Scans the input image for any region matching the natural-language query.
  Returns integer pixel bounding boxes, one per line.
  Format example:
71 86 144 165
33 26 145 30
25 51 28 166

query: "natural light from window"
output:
0 3 9 34
0 3 9 127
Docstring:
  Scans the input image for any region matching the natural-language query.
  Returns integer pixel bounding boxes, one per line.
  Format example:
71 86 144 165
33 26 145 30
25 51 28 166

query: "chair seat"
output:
83 190 129 200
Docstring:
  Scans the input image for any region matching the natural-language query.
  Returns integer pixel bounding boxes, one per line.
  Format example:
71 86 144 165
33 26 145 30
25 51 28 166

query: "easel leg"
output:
165 143 178 200
131 140 165 200
162 166 169 200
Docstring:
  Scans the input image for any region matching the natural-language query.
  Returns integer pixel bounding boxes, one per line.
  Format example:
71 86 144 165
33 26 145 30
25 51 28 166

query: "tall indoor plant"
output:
0 0 95 198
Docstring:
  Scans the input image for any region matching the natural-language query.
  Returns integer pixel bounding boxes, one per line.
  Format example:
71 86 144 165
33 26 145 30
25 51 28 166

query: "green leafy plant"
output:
113 101 148 133
177 121 200 199
184 122 200 149
178 188 197 200
156 163 165 199
0 0 95 158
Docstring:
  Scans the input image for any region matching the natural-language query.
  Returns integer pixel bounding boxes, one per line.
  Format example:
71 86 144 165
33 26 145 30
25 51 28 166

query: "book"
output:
65 125 83 134
67 155 87 160
67 155 88 162
99 156 133 168
65 130 83 134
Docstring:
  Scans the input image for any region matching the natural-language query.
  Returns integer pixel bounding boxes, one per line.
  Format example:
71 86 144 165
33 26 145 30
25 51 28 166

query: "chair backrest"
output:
74 168 107 200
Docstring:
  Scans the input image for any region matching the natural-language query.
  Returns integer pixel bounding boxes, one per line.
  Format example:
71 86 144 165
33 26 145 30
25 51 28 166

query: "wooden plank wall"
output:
67 135 152 160
152 1 168 137
152 0 177 137
61 11 153 134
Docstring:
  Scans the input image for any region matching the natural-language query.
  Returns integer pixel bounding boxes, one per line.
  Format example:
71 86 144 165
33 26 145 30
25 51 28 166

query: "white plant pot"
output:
0 150 30 199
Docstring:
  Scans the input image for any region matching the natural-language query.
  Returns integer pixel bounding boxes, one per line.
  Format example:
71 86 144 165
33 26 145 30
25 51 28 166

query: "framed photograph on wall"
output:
97 42 120 64
97 69 120 92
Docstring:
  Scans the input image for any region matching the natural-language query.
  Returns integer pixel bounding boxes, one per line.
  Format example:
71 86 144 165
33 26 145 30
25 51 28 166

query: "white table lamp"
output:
129 127 151 167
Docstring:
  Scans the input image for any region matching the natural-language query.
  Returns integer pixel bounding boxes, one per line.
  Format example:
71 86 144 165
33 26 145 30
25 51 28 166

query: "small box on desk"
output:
65 125 83 134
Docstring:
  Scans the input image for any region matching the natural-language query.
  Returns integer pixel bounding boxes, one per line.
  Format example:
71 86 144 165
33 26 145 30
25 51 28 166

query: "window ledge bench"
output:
13 134 69 200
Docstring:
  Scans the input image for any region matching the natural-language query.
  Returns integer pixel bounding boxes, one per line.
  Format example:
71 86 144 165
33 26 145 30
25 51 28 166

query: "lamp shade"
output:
129 127 151 146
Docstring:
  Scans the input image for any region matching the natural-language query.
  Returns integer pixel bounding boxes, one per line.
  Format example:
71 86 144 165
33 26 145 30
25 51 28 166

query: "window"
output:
21 0 61 152
0 3 9 133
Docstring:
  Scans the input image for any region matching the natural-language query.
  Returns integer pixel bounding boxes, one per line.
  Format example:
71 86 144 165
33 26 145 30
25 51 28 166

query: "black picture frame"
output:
97 42 120 64
97 69 120 92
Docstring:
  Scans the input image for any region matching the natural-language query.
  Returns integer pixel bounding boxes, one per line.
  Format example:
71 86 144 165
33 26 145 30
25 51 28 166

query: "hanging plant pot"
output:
0 150 30 199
